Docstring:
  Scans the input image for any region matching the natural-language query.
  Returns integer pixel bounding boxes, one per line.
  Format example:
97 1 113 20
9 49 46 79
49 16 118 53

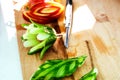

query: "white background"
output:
0 0 23 80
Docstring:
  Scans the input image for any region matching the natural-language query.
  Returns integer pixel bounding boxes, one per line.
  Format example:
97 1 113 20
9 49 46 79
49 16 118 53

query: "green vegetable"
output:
30 19 45 28
23 39 40 47
21 23 29 28
28 36 56 55
30 19 55 34
30 55 87 80
21 20 57 59
40 44 52 59
37 32 51 41
22 32 37 41
79 68 98 80
22 24 34 29
29 27 44 34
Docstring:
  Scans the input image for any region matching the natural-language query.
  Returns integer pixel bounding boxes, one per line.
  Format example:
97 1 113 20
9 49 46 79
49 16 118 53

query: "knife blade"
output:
64 0 73 48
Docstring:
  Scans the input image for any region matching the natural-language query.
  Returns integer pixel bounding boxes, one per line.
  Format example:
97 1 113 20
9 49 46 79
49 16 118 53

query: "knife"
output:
64 0 73 48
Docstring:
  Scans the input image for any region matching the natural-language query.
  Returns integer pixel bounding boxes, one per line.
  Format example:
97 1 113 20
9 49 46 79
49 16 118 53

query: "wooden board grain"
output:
14 0 120 80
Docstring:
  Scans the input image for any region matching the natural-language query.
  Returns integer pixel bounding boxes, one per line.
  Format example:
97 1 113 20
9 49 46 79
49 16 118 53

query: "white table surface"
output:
0 0 23 80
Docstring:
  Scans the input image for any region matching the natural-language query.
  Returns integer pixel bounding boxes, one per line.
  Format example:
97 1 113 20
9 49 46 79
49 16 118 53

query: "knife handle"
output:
66 0 72 5
65 0 72 28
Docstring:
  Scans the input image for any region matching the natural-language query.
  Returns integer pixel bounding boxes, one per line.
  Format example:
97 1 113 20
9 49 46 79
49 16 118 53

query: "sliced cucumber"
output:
28 40 46 55
29 27 44 34
28 36 56 55
37 32 50 41
23 39 40 47
22 33 37 40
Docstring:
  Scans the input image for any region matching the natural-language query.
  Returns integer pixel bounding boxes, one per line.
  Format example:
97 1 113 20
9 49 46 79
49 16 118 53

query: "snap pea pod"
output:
40 44 52 59
28 35 56 55
79 68 98 80
30 55 87 80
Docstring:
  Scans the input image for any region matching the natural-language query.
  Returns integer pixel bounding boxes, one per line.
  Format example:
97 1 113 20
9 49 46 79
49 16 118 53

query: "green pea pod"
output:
30 55 87 80
28 36 56 55
80 68 98 80
40 44 52 59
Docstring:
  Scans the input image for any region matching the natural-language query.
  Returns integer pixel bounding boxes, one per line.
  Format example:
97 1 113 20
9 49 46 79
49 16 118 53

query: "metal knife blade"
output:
64 0 73 48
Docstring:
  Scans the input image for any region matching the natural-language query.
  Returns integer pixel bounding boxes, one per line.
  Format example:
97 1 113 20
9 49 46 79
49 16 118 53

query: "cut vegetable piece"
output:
21 21 57 59
28 40 46 55
29 27 44 34
40 44 52 59
80 68 98 80
22 32 37 40
30 55 87 80
30 20 55 34
30 19 45 28
21 23 29 28
23 24 34 29
37 32 50 41
28 36 56 55
23 39 40 47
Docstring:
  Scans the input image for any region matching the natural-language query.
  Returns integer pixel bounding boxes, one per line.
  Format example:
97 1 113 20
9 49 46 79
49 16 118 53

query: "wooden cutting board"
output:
14 0 120 80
